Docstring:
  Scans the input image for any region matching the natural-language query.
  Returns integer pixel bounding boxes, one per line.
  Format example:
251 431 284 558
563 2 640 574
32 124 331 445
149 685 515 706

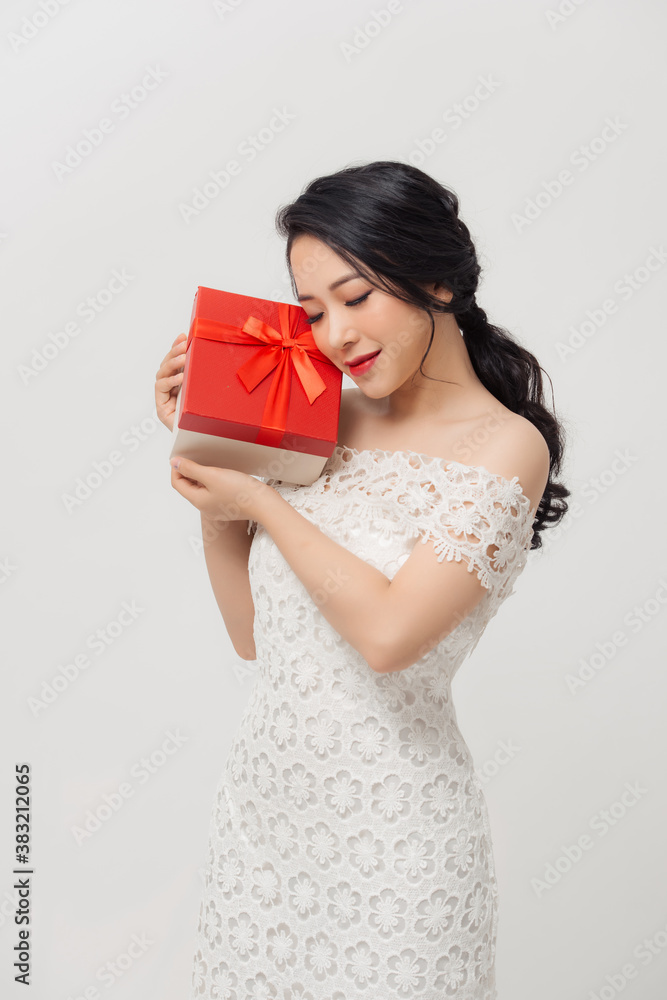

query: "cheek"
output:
314 332 332 356
310 329 341 367
381 308 428 356
373 330 428 378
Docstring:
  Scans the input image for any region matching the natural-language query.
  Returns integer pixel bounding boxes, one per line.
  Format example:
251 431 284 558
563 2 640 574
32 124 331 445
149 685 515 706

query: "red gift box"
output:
169 286 342 485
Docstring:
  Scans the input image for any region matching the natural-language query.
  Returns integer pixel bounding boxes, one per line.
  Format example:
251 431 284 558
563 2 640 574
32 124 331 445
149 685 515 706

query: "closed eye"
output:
306 290 372 325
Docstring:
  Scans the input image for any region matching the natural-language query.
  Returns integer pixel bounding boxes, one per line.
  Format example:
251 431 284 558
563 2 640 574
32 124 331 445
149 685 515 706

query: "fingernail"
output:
170 458 180 469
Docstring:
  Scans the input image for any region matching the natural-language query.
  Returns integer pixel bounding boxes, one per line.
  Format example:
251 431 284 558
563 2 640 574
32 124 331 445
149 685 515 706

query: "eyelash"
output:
307 290 371 325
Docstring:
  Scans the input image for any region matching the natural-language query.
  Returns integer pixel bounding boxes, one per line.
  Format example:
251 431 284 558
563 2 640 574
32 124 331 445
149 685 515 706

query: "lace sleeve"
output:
413 461 535 594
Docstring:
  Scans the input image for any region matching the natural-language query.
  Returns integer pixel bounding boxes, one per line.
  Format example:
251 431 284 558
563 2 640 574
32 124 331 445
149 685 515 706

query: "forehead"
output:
290 235 350 286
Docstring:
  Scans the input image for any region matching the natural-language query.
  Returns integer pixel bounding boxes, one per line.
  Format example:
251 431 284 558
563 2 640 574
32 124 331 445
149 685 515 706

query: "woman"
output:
155 160 570 999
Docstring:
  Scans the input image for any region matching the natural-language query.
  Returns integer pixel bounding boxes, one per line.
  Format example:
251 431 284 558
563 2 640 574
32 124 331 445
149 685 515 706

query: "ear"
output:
431 281 454 304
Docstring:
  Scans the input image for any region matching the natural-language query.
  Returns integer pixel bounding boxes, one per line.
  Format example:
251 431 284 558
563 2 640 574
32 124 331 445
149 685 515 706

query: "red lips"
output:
346 350 381 367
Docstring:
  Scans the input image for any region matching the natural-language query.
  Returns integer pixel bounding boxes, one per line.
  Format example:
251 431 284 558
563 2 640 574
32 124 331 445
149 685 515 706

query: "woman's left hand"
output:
169 456 266 522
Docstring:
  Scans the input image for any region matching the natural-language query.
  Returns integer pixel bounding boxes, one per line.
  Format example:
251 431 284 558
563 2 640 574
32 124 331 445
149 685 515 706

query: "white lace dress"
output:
190 445 536 1000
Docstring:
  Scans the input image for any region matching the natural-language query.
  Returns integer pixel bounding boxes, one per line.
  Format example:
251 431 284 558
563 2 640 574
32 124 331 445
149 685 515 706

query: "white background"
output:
2 0 666 997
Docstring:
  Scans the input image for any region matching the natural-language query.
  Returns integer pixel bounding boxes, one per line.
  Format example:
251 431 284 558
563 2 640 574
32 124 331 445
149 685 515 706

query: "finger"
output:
155 373 183 399
156 361 184 383
157 340 188 373
170 342 187 361
170 456 206 483
170 464 189 485
159 349 187 376
156 372 183 387
170 465 203 494
157 339 186 371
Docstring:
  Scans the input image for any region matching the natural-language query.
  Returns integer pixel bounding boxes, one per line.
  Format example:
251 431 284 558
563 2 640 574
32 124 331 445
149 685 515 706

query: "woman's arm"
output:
200 512 257 661
250 420 549 673
252 484 486 674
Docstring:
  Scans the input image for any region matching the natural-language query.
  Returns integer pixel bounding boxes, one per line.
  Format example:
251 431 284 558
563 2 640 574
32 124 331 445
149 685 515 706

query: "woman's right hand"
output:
155 333 188 432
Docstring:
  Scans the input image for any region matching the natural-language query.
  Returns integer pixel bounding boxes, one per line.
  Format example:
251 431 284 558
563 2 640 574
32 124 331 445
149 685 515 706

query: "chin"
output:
359 384 390 400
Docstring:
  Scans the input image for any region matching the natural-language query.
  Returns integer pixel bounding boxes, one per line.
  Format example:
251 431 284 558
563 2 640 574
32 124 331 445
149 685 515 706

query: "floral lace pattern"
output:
190 446 536 999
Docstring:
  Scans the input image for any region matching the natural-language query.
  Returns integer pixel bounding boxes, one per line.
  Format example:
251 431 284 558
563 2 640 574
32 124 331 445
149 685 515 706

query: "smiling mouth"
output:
346 350 381 368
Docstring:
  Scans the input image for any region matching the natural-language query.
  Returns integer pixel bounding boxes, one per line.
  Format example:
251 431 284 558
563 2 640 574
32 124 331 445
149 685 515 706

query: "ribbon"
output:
188 301 333 448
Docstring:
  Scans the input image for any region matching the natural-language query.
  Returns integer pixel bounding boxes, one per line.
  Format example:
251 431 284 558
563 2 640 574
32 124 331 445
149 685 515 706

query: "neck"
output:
373 312 487 424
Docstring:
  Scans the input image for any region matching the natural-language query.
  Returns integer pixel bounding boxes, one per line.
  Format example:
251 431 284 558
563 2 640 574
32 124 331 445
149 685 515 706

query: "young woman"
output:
155 160 569 999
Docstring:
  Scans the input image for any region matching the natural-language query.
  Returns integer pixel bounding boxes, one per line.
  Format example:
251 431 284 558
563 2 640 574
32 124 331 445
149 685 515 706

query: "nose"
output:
325 307 358 354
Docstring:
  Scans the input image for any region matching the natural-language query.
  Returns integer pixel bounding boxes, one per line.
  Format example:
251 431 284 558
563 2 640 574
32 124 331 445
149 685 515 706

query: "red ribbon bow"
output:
189 302 333 448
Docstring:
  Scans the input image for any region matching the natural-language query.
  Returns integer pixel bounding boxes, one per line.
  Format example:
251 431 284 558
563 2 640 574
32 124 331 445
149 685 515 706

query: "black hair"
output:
275 160 570 549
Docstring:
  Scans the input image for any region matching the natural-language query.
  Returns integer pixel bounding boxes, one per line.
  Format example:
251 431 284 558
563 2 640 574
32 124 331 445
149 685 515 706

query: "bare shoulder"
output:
477 412 550 512
337 389 550 512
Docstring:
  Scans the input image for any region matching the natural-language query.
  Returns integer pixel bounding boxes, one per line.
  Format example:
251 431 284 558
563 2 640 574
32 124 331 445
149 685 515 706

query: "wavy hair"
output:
275 160 570 549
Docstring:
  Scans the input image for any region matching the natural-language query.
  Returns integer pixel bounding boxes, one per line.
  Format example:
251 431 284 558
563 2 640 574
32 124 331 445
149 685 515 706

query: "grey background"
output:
2 0 666 997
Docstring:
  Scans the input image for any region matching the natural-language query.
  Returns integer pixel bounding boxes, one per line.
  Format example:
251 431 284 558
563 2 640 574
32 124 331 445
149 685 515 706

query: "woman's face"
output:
290 235 445 400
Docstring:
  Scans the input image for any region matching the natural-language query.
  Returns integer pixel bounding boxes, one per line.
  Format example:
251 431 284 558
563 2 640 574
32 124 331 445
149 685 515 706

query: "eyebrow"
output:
296 271 362 302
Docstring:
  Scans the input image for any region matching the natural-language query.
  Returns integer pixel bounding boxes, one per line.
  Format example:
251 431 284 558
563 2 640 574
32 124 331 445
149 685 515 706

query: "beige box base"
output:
168 388 329 486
